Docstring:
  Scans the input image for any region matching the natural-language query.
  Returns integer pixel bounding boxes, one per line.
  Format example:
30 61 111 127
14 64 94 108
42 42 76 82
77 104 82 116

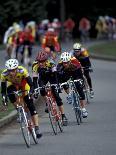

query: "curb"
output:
90 53 116 62
0 97 45 129
0 110 17 128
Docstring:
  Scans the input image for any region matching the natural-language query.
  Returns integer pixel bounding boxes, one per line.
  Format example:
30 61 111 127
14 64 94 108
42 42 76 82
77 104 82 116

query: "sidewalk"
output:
0 39 116 129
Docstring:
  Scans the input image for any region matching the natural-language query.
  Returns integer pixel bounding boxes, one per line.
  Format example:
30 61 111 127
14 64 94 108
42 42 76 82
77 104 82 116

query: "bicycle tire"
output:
72 92 82 125
31 127 38 144
83 77 90 104
19 108 31 148
84 88 90 104
57 119 63 133
48 99 58 135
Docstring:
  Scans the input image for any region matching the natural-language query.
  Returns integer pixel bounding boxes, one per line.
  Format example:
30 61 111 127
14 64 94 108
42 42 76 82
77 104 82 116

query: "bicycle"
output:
34 83 63 135
2 90 38 148
60 78 82 125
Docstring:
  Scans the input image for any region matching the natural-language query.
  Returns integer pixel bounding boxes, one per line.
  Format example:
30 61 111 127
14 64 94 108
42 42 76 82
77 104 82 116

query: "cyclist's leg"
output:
28 43 32 66
7 85 17 108
20 44 25 64
23 95 42 138
84 70 94 97
52 87 68 125
75 81 88 118
63 84 72 104
38 79 48 112
25 41 33 66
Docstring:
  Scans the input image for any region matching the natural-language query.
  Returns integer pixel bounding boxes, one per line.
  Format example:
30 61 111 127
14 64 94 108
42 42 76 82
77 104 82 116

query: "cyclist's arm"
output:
32 63 39 89
26 76 34 94
1 81 7 96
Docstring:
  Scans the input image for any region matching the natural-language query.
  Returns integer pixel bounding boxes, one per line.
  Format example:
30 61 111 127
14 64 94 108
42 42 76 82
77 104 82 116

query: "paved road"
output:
0 59 116 155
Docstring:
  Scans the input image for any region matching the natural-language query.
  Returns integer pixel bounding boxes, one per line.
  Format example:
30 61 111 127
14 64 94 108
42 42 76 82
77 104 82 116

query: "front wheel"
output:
72 92 82 125
48 99 58 135
31 127 38 144
57 112 63 132
19 108 31 148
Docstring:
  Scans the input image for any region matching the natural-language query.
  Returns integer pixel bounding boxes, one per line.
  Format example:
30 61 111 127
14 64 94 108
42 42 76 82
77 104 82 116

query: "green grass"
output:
0 68 15 119
88 40 116 57
0 69 3 79
0 96 14 119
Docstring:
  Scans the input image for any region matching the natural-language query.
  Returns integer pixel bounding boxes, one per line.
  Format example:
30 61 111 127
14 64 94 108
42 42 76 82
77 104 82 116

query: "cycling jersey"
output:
57 57 85 100
1 66 29 86
57 57 83 81
70 48 91 68
32 59 56 75
42 31 60 52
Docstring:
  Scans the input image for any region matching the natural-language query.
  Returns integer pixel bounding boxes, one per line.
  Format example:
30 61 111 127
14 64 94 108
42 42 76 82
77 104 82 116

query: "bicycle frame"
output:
60 78 82 125
34 84 63 135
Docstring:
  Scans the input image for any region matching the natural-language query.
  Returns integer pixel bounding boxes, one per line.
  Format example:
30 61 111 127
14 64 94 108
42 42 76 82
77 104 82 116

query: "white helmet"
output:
53 18 59 22
73 43 82 50
47 28 55 32
60 52 71 62
5 59 19 70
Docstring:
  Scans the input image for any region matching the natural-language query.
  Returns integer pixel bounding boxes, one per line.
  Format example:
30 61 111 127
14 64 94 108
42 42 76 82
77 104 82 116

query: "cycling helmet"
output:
36 51 48 62
60 52 71 62
47 28 55 32
73 43 82 51
5 59 19 70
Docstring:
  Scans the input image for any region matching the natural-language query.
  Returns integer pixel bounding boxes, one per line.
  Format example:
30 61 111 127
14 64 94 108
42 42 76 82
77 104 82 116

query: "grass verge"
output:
88 40 116 57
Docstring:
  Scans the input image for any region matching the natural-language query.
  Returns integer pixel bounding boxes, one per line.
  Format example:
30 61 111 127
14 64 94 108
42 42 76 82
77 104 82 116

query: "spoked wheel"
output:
48 107 58 135
19 110 31 148
57 112 63 133
84 88 90 104
30 127 38 144
48 100 59 135
27 119 38 144
72 93 82 125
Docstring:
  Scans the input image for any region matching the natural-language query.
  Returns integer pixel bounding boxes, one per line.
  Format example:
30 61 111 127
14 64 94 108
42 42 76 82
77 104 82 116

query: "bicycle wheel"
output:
47 99 58 135
19 108 31 148
31 127 38 144
72 92 82 125
84 88 90 104
57 112 63 133
83 77 90 104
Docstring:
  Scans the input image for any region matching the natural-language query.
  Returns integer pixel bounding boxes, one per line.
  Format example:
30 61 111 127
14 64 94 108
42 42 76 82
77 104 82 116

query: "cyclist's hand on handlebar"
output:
88 67 93 72
1 95 8 111
33 93 38 99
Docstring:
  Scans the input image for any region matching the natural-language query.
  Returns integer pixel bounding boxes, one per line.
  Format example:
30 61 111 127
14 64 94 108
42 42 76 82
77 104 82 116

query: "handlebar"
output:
60 79 82 87
34 83 60 95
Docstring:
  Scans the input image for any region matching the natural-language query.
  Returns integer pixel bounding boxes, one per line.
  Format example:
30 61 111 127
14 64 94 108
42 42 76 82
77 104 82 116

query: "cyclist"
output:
3 26 16 59
0 59 42 138
70 43 94 98
32 50 68 125
44 47 56 61
57 52 88 118
41 28 61 53
15 27 34 66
